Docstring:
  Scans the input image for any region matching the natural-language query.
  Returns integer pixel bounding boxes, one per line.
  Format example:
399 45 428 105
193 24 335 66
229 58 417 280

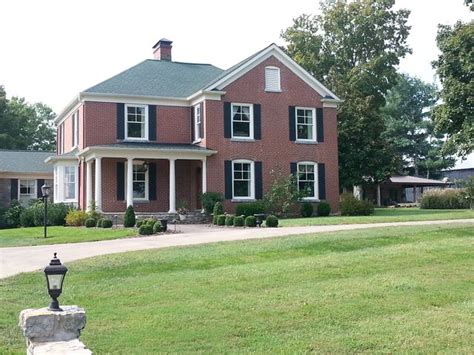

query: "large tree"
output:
432 6 473 157
0 86 56 151
381 73 455 178
282 0 411 188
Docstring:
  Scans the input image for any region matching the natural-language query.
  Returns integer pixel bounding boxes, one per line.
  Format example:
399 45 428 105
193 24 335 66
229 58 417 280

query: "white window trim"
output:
232 159 255 200
125 163 149 201
297 161 319 201
54 164 78 203
63 166 78 202
72 111 79 148
193 104 202 143
231 103 254 140
18 179 37 202
124 104 149 141
265 66 281 92
295 107 317 143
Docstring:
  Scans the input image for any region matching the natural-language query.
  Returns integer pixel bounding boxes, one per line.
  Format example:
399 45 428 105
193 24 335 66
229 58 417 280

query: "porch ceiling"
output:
78 142 217 161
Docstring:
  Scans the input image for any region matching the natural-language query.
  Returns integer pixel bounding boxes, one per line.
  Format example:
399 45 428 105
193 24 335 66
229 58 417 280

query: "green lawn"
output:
1 224 473 353
0 226 137 248
280 207 474 226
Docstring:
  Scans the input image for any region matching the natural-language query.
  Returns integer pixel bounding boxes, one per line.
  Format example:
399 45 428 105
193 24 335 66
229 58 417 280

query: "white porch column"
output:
168 159 176 213
201 158 207 194
94 157 102 211
126 158 134 208
86 160 93 211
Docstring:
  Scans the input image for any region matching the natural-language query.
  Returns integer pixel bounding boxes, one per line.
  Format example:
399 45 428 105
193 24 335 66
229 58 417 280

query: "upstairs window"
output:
72 111 79 147
231 103 254 139
232 160 254 199
265 66 281 92
19 179 36 205
194 104 202 142
125 104 148 140
296 107 316 142
297 162 318 199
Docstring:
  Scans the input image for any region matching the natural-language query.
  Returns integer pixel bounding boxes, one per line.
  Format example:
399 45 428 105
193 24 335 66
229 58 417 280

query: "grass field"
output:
1 223 472 353
280 207 474 226
0 226 136 248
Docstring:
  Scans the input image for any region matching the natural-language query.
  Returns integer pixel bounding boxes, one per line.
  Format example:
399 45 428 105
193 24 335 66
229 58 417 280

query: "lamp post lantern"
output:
41 184 50 239
44 253 68 311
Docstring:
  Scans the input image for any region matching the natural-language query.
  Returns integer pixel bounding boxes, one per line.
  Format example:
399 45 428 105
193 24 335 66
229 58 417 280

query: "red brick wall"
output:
83 102 191 147
204 56 340 212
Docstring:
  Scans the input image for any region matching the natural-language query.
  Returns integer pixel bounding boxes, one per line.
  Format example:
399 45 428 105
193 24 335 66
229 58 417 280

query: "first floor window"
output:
233 160 254 199
296 107 316 141
133 164 148 200
297 162 317 199
126 104 148 140
19 179 36 204
64 166 77 200
232 103 253 139
194 104 202 141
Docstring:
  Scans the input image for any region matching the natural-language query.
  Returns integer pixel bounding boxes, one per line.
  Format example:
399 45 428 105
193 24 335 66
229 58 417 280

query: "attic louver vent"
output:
265 66 281 92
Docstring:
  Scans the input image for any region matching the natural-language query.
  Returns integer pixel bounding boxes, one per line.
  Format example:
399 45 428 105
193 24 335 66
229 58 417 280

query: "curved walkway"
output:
1 219 473 279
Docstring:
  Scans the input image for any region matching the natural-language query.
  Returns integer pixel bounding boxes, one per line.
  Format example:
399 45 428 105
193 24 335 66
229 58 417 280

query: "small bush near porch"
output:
0 224 472 353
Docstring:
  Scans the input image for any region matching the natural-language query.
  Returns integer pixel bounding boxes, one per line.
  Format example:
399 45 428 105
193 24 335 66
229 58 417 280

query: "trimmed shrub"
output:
101 219 113 228
217 214 226 226
225 215 235 226
48 203 69 226
300 202 314 217
124 205 136 227
65 209 88 226
340 193 374 216
138 224 153 235
85 218 96 228
420 188 469 209
265 215 279 227
235 201 265 217
201 192 224 214
5 201 24 227
245 215 257 227
233 215 245 227
153 221 162 233
213 202 224 224
96 218 104 228
136 219 144 228
317 201 331 216
20 208 35 227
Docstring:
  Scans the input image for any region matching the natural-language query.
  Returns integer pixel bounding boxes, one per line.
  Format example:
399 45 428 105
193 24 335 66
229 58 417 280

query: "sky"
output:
0 0 472 167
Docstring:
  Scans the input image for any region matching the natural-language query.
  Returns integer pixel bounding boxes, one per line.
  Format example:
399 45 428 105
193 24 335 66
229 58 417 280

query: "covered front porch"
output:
78 143 216 214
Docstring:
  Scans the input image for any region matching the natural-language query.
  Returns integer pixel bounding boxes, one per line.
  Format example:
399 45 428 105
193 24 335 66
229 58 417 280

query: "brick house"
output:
47 39 341 216
0 150 54 208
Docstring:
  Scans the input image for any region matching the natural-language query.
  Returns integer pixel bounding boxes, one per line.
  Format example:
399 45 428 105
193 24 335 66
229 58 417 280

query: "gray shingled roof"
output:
84 60 224 98
0 150 54 174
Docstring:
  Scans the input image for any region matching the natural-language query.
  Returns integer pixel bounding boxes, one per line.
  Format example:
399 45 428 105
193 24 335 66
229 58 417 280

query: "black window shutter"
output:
318 163 326 200
255 161 263 199
199 102 204 139
10 179 18 201
290 162 297 176
289 106 296 141
148 105 157 141
37 179 44 198
117 103 125 140
149 162 157 200
190 106 195 142
316 108 324 142
224 102 231 138
254 104 261 140
116 162 125 201
224 160 232 199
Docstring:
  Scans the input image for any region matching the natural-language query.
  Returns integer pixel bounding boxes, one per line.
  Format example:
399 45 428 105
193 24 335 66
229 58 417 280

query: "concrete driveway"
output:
1 219 473 279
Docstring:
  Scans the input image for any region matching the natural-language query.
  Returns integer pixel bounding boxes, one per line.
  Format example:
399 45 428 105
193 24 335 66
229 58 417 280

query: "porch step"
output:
102 211 211 225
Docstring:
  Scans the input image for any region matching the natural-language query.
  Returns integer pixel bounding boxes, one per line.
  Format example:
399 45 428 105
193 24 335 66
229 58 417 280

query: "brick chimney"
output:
152 38 172 61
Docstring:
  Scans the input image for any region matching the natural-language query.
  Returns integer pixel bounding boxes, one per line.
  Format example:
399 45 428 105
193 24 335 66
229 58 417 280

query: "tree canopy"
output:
0 86 56 151
282 0 411 187
432 16 474 157
381 73 455 178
